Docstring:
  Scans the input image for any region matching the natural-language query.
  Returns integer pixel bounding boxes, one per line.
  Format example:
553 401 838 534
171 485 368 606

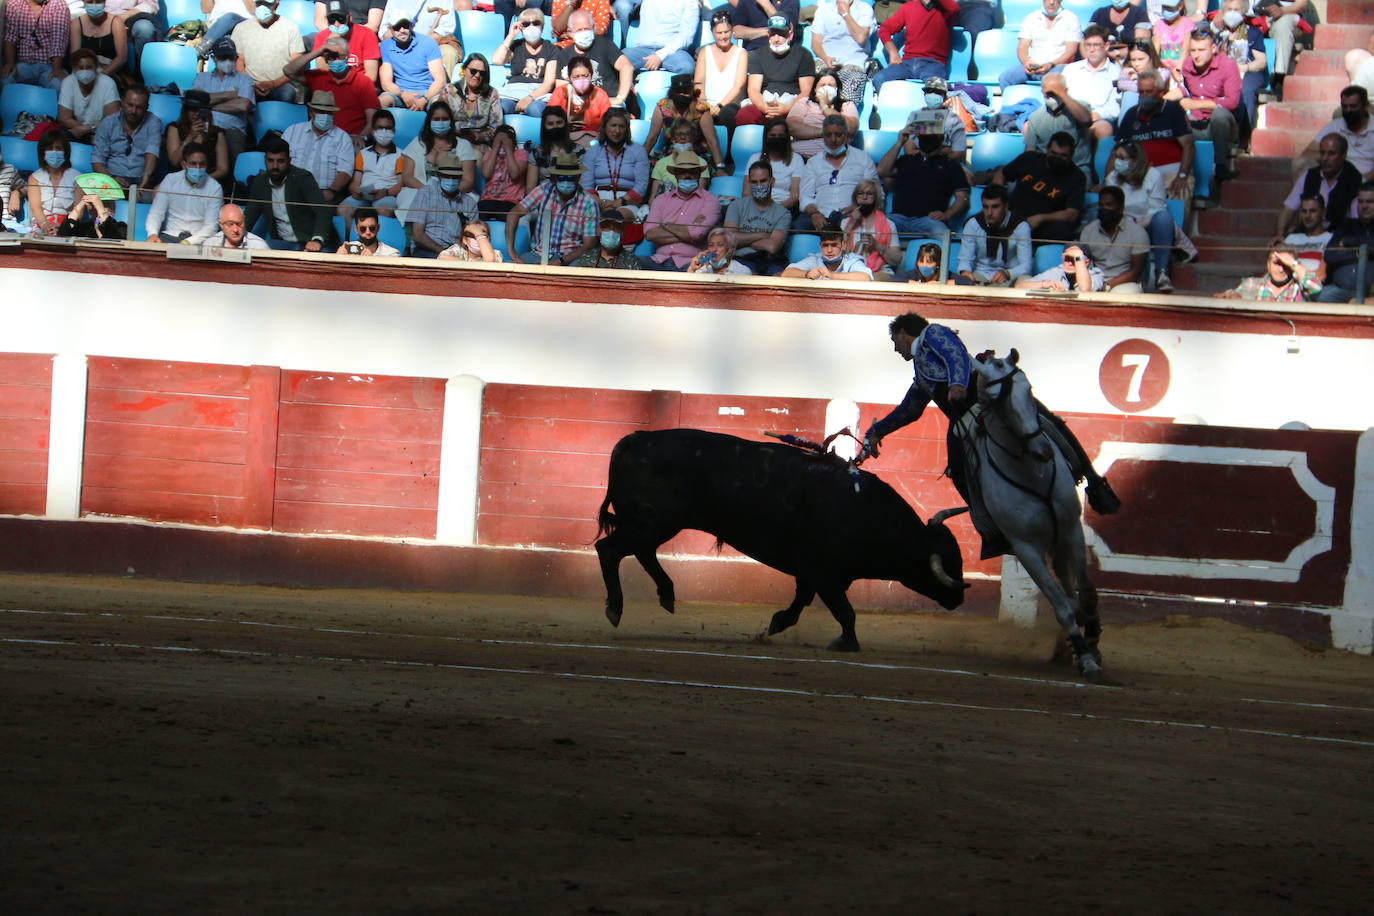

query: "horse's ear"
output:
1008 348 1019 365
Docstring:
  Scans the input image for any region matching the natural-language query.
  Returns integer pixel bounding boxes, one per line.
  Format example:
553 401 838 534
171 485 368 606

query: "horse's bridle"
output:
979 367 1043 444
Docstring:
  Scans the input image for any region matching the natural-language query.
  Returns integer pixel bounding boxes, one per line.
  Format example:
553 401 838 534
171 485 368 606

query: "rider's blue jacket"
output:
868 323 973 439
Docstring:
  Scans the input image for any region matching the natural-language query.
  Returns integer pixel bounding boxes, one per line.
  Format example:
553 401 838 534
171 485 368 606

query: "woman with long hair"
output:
580 108 650 226
1118 40 1180 113
339 109 412 222
448 52 505 153
546 54 612 147
402 101 477 189
1103 140 1195 293
785 68 858 159
166 90 230 183
525 105 577 191
26 132 80 235
68 0 129 78
743 118 801 211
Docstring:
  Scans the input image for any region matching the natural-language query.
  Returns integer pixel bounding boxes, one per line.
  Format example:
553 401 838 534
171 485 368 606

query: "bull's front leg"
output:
767 581 816 636
816 584 860 652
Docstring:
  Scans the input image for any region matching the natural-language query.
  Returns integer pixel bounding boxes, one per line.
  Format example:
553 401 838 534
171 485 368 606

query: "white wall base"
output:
1336 428 1374 654
998 556 1039 627
434 374 485 546
44 354 88 520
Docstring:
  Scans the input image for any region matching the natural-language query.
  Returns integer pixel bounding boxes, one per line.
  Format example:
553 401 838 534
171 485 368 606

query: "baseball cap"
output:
766 14 790 32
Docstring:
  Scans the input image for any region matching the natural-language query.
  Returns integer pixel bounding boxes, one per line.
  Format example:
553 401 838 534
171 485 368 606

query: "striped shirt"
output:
4 0 70 64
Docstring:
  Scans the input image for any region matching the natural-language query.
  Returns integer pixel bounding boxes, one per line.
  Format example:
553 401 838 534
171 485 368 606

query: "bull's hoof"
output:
605 603 623 628
826 634 860 652
657 594 675 614
767 610 799 636
1078 654 1103 679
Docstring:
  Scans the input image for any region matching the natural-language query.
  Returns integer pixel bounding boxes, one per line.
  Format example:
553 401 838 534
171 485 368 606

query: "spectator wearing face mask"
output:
955 184 1031 286
401 101 478 189
1306 86 1374 183
313 0 383 37
25 131 80 235
646 74 722 169
1 0 71 90
205 202 270 249
557 9 632 111
993 131 1086 245
505 152 600 265
1077 186 1148 293
735 17 816 127
281 90 357 204
337 206 401 256
480 124 530 218
492 8 559 116
786 68 858 159
841 180 899 281
796 115 877 232
166 90 231 186
378 18 445 112
1152 1 1195 84
1021 73 1094 180
781 224 873 280
1000 0 1082 91
876 125 969 237
905 242 946 284
744 118 802 209
69 2 126 79
1089 0 1149 52
547 54 612 146
573 212 643 269
685 227 752 275
916 79 969 166
809 0 875 106
1103 139 1184 293
285 34 382 136
1218 244 1321 302
642 150 721 270
192 38 256 164
439 217 504 262
1114 68 1194 198
338 110 411 222
1015 244 1107 292
58 48 120 142
146 142 225 244
233 0 307 104
580 109 649 225
723 159 790 275
411 152 480 256
872 0 959 93
551 0 612 43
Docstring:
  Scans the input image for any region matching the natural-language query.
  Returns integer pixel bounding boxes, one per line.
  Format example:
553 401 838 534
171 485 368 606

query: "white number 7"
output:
1120 354 1150 403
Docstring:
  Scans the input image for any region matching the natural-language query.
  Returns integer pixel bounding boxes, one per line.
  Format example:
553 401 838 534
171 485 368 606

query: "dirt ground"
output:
2 571 1372 914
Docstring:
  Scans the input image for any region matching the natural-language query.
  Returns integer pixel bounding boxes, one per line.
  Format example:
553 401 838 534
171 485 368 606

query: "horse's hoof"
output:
605 604 623 628
826 635 860 652
1078 655 1103 679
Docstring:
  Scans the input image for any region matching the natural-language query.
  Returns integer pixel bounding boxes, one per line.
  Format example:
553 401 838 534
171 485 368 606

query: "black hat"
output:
210 37 237 59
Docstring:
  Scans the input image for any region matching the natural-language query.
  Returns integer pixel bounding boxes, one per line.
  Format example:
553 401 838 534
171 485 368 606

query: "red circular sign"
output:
1098 339 1170 413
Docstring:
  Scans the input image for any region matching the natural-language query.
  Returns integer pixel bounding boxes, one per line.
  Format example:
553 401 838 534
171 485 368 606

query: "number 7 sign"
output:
1098 339 1170 413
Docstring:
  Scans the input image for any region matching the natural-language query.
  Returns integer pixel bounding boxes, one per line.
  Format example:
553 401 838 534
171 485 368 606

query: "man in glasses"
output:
336 206 401 256
381 0 460 77
1015 243 1106 291
92 84 161 199
796 115 876 231
205 203 270 249
1179 27 1241 198
378 18 445 111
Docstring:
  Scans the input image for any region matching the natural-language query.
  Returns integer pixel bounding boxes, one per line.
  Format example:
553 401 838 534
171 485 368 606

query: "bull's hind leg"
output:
767 581 816 636
634 549 677 614
816 584 861 652
596 531 633 628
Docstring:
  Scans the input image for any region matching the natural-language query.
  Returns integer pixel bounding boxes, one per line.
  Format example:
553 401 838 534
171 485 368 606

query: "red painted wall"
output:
0 353 52 516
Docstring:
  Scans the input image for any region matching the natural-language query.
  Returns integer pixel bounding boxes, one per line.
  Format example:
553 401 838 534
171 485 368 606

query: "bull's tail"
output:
596 492 616 540
594 432 641 541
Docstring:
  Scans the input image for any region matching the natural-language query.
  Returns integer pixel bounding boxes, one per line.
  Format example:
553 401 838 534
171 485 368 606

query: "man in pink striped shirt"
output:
1 0 70 90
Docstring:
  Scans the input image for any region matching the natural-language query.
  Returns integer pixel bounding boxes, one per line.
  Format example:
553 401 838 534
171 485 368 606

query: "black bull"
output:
594 429 971 651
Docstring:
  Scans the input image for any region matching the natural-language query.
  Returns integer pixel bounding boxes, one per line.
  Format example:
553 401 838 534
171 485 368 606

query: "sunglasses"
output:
467 66 486 74
357 223 379 233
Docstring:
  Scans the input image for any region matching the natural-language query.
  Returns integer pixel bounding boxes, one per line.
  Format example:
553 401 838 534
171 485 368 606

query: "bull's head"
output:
905 507 971 610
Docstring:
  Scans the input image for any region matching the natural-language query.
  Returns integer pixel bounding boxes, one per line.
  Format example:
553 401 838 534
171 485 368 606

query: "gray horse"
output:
964 350 1102 678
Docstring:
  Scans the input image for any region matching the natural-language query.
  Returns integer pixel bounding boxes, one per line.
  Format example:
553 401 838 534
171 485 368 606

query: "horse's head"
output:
975 349 1051 461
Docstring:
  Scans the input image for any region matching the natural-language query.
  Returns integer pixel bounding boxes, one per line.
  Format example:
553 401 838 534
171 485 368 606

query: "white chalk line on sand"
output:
3 634 1372 750
5 607 1374 716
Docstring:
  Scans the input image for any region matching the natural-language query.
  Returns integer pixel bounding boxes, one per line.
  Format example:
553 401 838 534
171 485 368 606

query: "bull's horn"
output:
929 553 960 589
929 506 970 526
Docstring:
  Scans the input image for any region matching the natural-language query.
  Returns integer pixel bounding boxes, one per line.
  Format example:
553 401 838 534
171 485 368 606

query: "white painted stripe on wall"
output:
44 354 88 520
1336 428 1374 654
435 374 485 546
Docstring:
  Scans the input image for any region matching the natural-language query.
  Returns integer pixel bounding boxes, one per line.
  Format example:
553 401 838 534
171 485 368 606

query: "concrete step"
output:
1251 127 1311 158
1326 0 1374 27
1215 181 1290 211
1234 155 1298 182
1262 102 1337 132
1314 23 1374 52
1294 51 1352 79
1281 74 1353 103
1172 262 1254 295
1187 230 1271 264
1198 208 1284 237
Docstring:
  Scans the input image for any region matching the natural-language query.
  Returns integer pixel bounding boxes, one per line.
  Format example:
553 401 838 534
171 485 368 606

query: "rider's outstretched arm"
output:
866 382 931 446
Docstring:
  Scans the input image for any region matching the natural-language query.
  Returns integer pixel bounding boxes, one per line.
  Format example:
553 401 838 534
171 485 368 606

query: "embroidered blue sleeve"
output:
924 324 972 389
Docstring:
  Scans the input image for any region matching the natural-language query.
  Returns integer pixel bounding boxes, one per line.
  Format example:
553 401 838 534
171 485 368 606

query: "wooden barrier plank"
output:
242 365 280 530
0 417 51 450
282 371 446 410
477 513 600 548
276 435 441 473
479 480 606 519
0 353 53 386
277 403 443 443
83 421 247 463
479 415 643 454
273 468 440 509
87 357 252 397
273 501 436 538
81 487 246 527
0 450 49 485
0 482 46 516
0 384 52 419
82 454 249 497
484 384 652 423
85 388 249 430
479 448 610 487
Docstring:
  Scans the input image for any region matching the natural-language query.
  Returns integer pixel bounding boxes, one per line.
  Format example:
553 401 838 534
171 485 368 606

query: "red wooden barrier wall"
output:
0 354 52 516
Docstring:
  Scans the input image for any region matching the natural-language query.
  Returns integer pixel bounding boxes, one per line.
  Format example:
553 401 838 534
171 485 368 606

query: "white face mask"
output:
572 29 594 50
372 128 395 145
216 58 235 74
770 40 790 56
816 84 836 103
1222 9 1243 27
522 24 542 44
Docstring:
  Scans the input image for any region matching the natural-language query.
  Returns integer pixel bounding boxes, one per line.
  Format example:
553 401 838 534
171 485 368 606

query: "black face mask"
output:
1138 95 1163 115
858 201 876 216
917 136 943 156
1343 109 1368 130
1048 156 1073 175
765 137 787 153
1098 209 1122 229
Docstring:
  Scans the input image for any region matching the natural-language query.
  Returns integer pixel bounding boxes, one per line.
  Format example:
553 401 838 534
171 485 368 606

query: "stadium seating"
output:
506 114 540 145
140 42 201 94
1166 198 1185 227
1033 243 1065 275
728 124 763 167
1193 140 1215 195
1000 83 1041 108
112 199 150 241
0 136 38 174
1 84 59 133
486 219 530 258
333 215 408 253
635 71 673 119
388 107 427 148
968 132 1024 173
278 0 319 39
948 27 972 83
69 142 94 173
708 172 743 201
857 129 902 163
874 80 923 131
999 0 1042 30
163 0 202 25
901 237 961 274
786 233 820 263
628 118 650 145
488 65 509 89
148 92 183 127
234 151 267 186
253 101 308 140
1093 138 1114 183
972 30 1022 83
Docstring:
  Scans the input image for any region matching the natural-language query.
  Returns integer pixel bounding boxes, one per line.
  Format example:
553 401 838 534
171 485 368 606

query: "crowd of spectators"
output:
0 0 1367 300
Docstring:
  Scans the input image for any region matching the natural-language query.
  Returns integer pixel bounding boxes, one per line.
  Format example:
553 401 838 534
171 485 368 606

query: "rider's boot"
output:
1038 409 1122 515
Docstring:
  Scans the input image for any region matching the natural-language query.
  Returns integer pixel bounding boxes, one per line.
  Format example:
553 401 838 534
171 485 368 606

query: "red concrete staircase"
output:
1174 0 1373 294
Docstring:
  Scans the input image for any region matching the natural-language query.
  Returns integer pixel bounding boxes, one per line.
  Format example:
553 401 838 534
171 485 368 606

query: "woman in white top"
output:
695 12 747 128
744 118 802 210
340 110 414 222
26 133 81 235
785 69 859 159
58 49 121 142
1104 140 1193 292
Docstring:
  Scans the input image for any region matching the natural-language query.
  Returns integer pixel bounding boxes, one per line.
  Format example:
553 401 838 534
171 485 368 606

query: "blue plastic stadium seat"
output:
972 29 1022 82
708 172 743 200
635 71 673 118
1000 0 1042 30
1000 83 1040 108
628 117 650 145
488 65 508 89
857 129 901 163
147 92 183 127
457 11 508 59
1093 138 1114 182
234 151 267 185
163 0 203 24
505 113 541 145
1033 243 1065 274
1 83 59 132
140 42 201 94
948 28 971 83
969 132 1025 173
253 100 308 140
786 233 820 262
0 136 38 174
277 0 317 37
486 219 530 258
728 124 763 166
388 107 427 148
1193 139 1215 195
1166 197 1184 227
633 237 657 258
112 199 149 241
69 142 94 173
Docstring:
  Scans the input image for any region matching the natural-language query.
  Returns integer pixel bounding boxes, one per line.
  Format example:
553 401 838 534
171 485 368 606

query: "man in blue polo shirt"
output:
91 84 163 198
378 18 446 110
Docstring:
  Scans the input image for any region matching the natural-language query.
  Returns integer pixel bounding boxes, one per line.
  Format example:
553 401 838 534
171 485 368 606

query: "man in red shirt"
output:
284 35 381 136
311 0 381 84
1180 28 1241 192
871 0 959 93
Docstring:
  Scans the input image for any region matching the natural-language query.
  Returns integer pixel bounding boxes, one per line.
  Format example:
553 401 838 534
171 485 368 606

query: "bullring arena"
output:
3 244 1373 910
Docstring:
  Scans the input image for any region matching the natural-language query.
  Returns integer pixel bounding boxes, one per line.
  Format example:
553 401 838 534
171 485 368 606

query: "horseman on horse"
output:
860 312 1121 560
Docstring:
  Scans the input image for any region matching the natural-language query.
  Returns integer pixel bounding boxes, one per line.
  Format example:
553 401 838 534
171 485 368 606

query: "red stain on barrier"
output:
111 395 170 412
193 401 241 427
